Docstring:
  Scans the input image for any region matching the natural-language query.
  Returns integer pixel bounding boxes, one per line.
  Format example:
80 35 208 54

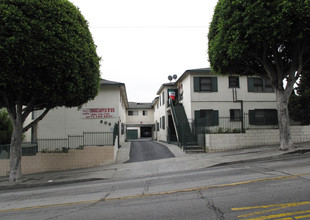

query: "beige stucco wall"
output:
23 115 33 142
205 126 310 152
126 109 154 125
0 146 115 176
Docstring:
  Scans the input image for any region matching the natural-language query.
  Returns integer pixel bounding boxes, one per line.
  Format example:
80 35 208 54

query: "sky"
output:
69 0 218 102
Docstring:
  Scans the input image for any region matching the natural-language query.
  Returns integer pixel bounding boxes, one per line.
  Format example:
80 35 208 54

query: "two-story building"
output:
126 102 154 139
153 68 278 149
34 79 128 146
152 82 176 143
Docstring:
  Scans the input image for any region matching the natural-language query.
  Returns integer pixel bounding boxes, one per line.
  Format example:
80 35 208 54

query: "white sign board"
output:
81 108 116 119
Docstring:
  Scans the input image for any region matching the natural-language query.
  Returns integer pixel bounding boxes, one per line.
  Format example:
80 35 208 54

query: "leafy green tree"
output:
289 71 310 125
208 0 310 150
0 109 13 145
0 0 100 182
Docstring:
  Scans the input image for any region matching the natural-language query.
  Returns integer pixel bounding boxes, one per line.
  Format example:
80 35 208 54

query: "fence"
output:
37 132 114 152
0 142 38 159
193 114 279 135
0 132 114 158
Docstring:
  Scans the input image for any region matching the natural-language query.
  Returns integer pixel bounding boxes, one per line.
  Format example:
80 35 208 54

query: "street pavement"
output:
0 140 309 190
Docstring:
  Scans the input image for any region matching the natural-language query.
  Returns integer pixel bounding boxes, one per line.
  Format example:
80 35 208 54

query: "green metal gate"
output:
126 129 138 140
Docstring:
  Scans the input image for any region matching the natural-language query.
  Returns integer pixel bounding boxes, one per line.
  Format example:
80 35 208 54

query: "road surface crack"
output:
142 180 151 195
198 191 225 220
44 186 114 220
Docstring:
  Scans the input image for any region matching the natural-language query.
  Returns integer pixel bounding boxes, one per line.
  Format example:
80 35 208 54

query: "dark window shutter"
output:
211 77 218 92
194 77 200 92
249 110 255 125
266 109 278 125
195 110 201 126
230 109 234 120
248 77 254 92
212 110 219 126
163 116 165 130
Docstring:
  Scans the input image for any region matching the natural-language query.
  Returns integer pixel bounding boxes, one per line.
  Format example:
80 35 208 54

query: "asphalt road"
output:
125 139 175 163
0 155 309 219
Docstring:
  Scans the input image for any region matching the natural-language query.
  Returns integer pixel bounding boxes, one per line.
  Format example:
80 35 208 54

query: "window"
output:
194 109 219 126
229 76 240 88
249 109 278 125
200 77 212 91
264 78 274 92
194 77 218 92
128 110 138 116
248 77 274 93
230 109 242 121
254 78 263 92
156 122 159 131
143 110 148 116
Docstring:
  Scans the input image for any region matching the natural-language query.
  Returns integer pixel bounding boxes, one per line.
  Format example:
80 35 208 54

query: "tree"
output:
289 71 310 125
0 109 13 145
208 0 310 150
0 0 100 183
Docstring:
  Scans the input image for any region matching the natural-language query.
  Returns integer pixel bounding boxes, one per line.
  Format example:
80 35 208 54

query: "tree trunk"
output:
9 109 23 183
276 89 294 150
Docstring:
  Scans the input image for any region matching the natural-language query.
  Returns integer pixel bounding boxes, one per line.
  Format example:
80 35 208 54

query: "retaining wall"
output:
0 146 116 177
205 126 310 152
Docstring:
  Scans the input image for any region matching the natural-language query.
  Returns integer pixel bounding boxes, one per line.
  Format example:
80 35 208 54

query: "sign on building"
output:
82 108 116 119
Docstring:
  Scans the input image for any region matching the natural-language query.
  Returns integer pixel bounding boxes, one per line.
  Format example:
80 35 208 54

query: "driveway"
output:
125 139 175 163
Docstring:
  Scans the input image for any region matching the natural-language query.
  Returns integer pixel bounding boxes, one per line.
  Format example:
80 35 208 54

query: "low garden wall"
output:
205 126 310 152
0 145 116 177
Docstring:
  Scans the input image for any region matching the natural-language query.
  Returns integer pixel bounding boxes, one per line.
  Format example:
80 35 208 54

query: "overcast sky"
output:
69 0 218 102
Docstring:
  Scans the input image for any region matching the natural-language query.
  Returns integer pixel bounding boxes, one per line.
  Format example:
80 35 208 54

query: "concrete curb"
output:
211 148 310 168
0 178 105 191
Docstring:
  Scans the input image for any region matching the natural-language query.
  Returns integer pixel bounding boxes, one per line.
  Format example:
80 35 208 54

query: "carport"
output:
140 126 152 138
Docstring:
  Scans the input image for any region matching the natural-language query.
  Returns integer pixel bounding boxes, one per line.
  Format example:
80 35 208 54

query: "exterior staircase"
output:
171 102 205 153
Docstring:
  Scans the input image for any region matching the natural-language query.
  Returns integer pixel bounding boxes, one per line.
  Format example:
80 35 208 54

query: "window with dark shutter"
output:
229 76 240 88
200 78 212 91
248 77 274 93
254 78 264 92
264 78 274 92
195 109 219 126
230 109 242 121
194 77 218 92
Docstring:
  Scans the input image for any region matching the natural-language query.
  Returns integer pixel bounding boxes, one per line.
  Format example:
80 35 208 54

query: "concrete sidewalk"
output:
1 141 309 190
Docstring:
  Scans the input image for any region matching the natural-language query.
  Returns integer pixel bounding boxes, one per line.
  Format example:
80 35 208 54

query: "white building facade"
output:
34 79 128 146
153 68 278 146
